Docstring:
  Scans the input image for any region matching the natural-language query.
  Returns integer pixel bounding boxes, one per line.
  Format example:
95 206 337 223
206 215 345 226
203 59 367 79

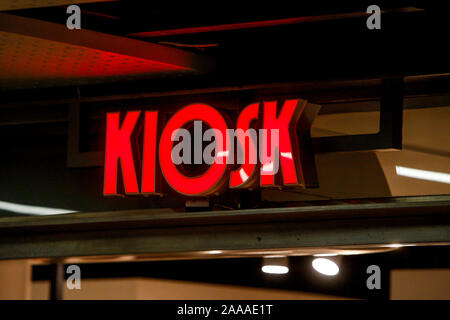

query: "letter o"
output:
159 104 230 196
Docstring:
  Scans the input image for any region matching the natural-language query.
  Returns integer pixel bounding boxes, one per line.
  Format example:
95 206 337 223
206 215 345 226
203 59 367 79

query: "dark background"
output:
33 246 450 300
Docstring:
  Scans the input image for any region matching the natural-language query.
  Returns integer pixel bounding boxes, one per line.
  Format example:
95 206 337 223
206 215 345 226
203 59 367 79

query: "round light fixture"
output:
261 256 289 275
312 258 340 276
261 265 289 274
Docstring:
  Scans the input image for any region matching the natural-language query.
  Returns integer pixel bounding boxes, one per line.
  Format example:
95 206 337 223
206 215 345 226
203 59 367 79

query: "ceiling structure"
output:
0 1 448 91
0 10 212 90
0 0 114 11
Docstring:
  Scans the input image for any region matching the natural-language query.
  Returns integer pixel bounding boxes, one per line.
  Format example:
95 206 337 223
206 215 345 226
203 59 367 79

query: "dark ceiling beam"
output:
129 8 423 38
0 0 116 11
0 195 448 259
0 12 215 74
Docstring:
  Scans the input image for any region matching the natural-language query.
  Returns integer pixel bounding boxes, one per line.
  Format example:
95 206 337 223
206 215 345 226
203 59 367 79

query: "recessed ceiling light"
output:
312 258 340 276
262 256 289 275
206 250 223 254
261 265 289 274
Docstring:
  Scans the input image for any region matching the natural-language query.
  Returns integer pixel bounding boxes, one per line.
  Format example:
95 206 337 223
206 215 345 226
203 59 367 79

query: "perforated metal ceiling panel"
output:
0 32 191 89
0 13 213 90
0 0 114 11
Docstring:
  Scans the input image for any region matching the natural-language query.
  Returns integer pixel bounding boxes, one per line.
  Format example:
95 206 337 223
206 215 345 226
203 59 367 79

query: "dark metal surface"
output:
0 196 448 260
67 102 103 167
49 261 64 300
312 78 403 153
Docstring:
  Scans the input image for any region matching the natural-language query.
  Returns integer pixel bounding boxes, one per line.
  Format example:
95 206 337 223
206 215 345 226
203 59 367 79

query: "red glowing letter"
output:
159 104 230 196
141 111 159 194
229 103 259 188
260 99 306 186
104 111 141 195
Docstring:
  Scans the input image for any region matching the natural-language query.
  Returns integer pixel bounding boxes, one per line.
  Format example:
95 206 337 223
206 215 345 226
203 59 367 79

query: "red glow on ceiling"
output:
129 13 367 38
0 31 189 89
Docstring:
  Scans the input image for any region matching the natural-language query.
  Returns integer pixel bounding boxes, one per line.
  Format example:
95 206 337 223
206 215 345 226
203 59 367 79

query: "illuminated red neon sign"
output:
104 98 319 196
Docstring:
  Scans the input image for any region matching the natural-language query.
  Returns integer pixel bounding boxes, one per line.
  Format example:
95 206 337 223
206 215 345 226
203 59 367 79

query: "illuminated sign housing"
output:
104 98 320 197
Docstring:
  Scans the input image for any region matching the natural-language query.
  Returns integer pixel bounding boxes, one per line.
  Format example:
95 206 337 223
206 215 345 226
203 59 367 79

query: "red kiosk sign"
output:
103 98 319 196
